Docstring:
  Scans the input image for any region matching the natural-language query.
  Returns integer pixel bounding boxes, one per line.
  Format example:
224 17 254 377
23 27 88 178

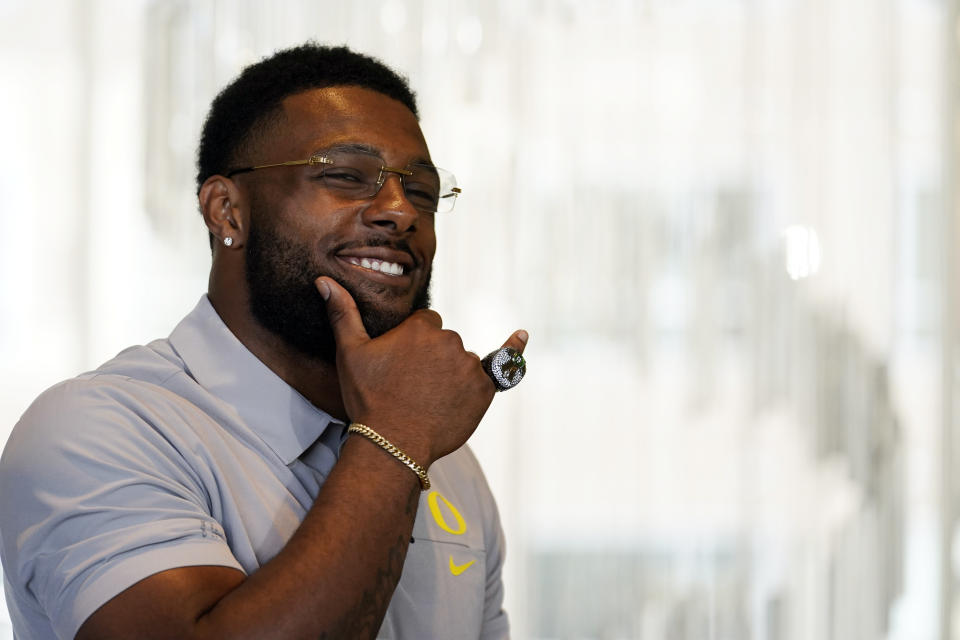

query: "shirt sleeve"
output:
0 378 243 640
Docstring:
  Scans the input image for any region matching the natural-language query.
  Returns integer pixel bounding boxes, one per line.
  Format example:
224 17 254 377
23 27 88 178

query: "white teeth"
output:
346 257 403 276
378 261 403 275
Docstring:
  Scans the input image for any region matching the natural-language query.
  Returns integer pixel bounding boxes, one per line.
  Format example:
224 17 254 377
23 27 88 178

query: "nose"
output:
360 172 420 234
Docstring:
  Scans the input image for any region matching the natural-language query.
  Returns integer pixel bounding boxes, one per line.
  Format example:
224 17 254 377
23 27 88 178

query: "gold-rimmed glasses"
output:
226 147 461 214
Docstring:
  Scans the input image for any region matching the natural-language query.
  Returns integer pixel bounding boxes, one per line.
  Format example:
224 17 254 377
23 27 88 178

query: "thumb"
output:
315 277 370 349
500 329 529 356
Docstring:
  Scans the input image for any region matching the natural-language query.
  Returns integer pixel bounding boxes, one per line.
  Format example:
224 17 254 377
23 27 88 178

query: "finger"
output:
315 277 371 349
500 329 529 355
408 308 443 329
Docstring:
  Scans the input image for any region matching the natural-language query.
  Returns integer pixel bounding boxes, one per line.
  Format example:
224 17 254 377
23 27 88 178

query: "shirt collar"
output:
168 295 343 465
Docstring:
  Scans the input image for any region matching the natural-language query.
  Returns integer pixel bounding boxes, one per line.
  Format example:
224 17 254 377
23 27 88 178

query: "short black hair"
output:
196 43 418 194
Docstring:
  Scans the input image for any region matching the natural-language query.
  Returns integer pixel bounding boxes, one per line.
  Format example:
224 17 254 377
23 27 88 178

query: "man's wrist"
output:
347 423 431 490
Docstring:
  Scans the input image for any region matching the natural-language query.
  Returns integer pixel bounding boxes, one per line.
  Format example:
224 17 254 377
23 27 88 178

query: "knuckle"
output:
418 309 443 327
442 329 464 349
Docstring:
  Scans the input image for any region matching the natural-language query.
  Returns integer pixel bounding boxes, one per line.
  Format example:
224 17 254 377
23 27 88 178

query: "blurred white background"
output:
1 0 958 638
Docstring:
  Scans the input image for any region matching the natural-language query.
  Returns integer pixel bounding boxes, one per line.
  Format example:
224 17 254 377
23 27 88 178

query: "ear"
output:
199 175 247 249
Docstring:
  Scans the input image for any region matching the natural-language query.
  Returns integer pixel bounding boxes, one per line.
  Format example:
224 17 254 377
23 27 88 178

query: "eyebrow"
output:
318 142 434 167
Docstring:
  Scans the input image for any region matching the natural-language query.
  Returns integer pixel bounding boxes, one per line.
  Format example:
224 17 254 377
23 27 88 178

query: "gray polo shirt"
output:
0 296 508 639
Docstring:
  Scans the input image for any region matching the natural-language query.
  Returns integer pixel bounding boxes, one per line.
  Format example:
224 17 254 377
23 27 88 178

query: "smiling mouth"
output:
342 256 405 277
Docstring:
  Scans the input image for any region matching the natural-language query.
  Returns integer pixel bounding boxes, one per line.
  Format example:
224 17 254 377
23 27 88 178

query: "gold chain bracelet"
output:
347 423 431 490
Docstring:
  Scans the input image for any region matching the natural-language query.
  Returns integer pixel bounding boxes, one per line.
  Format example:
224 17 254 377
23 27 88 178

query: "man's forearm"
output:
77 436 424 640
199 436 422 639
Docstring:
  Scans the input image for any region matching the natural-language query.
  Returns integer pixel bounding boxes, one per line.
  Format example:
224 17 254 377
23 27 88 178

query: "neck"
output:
207 284 348 422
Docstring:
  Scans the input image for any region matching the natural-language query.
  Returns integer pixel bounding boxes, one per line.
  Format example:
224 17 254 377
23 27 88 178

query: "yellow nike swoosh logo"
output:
449 555 476 576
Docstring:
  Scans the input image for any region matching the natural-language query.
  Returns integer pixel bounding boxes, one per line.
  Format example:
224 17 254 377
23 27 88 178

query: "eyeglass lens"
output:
318 150 458 213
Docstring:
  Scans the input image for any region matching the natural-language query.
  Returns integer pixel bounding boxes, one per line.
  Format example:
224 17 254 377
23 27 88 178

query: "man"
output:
0 43 525 639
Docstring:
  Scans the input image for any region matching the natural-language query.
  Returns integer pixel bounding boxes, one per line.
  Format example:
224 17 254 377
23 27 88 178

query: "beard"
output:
244 206 431 363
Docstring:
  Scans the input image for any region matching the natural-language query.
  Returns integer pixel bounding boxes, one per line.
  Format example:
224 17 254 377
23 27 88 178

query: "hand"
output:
316 277 527 466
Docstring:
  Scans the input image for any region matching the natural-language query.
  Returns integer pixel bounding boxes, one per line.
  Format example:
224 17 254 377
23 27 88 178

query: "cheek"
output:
423 232 437 257
419 220 438 254
280 195 355 241
248 185 301 234
256 178 341 227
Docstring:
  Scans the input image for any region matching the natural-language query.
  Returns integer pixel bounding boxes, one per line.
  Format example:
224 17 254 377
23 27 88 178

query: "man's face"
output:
237 87 438 361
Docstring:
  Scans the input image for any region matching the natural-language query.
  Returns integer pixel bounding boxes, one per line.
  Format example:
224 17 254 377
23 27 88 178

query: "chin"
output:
348 282 430 338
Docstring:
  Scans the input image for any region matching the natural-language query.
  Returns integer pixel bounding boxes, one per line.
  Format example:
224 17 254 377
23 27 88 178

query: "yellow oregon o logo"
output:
427 490 467 535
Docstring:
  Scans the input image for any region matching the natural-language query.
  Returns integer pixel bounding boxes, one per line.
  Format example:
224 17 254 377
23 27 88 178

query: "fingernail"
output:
317 279 331 301
517 330 529 345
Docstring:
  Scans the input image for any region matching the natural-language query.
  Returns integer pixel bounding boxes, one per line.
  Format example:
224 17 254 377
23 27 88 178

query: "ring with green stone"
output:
481 347 527 391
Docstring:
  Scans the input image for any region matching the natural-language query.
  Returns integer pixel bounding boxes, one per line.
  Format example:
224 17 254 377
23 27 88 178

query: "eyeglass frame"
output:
224 149 462 213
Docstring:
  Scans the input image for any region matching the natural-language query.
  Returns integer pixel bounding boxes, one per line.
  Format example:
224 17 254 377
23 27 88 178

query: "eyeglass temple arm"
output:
226 155 332 178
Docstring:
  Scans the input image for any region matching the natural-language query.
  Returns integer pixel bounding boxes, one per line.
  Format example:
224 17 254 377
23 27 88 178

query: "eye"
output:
404 183 438 198
404 185 440 209
321 169 365 184
318 167 378 196
404 178 440 197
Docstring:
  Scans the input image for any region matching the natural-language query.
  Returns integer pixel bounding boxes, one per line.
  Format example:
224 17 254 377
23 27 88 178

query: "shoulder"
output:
0 345 209 505
4 345 190 462
14 339 188 429
9 338 204 439
0 342 218 528
22 342 182 418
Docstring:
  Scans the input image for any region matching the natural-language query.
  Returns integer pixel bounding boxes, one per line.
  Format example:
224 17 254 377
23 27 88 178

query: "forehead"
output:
267 86 429 164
